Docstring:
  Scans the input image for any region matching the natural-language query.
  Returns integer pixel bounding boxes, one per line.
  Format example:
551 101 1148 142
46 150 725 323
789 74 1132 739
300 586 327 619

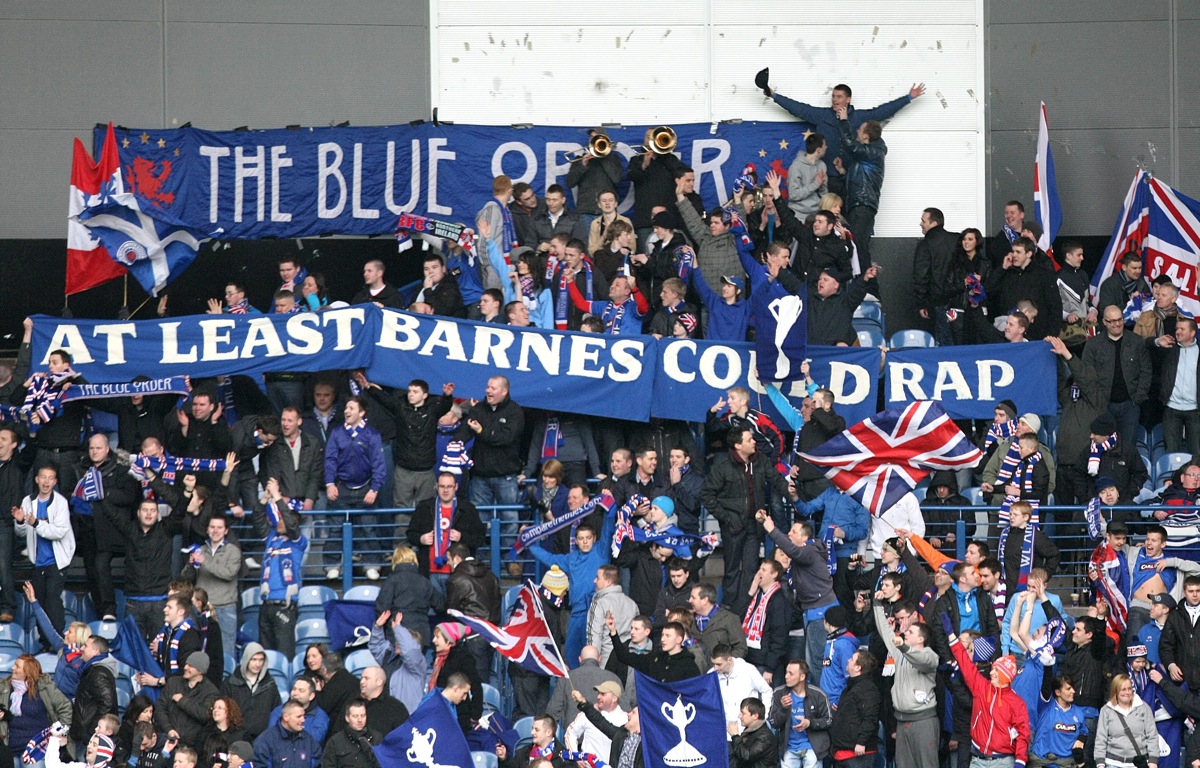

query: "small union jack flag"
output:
448 581 568 677
799 401 982 516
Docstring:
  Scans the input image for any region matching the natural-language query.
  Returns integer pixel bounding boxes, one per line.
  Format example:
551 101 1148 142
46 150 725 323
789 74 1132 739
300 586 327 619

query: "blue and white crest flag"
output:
635 671 729 768
373 691 474 768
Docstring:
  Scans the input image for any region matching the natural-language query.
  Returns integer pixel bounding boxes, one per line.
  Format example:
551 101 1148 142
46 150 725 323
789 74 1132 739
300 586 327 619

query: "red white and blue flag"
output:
1033 102 1062 266
449 581 568 677
799 401 982 516
67 123 207 296
1089 170 1200 316
1088 542 1129 636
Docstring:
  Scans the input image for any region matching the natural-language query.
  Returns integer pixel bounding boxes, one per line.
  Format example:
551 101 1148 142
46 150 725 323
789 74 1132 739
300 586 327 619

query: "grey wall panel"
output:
0 20 164 129
1178 129 1200 195
167 0 426 25
0 2 161 21
165 22 429 128
1177 19 1200 128
985 0 1168 24
989 128 1173 235
0 129 91 238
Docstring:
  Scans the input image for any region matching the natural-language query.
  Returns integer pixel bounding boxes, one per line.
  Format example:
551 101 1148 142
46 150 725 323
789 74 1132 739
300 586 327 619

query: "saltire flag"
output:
109 616 164 702
373 691 474 768
799 401 983 516
448 581 568 677
67 123 128 294
68 123 208 296
1088 542 1129 636
636 671 730 768
323 600 376 650
1089 170 1152 305
1034 102 1063 269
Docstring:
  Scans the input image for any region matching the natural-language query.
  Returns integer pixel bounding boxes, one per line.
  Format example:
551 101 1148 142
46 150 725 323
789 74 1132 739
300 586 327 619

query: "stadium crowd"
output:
0 73 1199 768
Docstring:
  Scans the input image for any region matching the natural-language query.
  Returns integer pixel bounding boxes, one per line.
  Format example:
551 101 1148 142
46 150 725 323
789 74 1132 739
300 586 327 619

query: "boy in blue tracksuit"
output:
689 266 750 342
527 498 615 667
255 496 308 659
820 605 858 707
1030 674 1089 768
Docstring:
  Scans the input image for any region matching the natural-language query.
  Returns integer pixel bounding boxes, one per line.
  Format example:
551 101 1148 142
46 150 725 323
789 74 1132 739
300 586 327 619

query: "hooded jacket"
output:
873 605 938 719
221 643 282 739
950 638 1030 761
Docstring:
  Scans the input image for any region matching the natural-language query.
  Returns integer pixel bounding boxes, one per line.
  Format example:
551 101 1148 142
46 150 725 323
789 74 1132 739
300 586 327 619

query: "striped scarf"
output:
984 420 1017 451
555 260 593 330
152 618 195 675
562 752 611 768
965 273 987 308
22 725 65 765
1084 496 1106 540
432 498 456 572
997 523 1037 593
1088 434 1117 476
822 527 838 575
742 580 782 649
541 418 563 460
265 496 303 529
529 740 557 761
996 445 1041 524
602 299 628 335
496 197 518 256
225 298 250 314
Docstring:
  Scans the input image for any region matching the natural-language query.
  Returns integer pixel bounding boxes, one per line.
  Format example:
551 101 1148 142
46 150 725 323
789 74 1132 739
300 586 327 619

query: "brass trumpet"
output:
564 134 613 162
632 126 677 156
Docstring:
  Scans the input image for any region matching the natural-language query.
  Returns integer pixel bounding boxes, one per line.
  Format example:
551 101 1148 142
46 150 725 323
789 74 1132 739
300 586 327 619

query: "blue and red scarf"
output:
152 618 195 676
997 523 1037 593
541 418 563 460
983 420 1017 451
432 498 456 573
555 259 594 330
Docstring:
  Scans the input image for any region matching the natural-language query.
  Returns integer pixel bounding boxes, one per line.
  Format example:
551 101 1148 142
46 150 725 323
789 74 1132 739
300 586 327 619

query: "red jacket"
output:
950 638 1030 762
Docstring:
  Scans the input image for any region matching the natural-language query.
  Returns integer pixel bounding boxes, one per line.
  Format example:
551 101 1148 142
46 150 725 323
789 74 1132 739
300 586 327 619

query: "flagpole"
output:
527 580 572 678
117 275 131 320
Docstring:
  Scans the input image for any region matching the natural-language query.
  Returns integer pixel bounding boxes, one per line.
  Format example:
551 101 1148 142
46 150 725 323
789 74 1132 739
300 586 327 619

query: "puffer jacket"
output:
445 558 501 624
838 120 886 212
321 727 381 768
950 638 1029 761
220 642 282 739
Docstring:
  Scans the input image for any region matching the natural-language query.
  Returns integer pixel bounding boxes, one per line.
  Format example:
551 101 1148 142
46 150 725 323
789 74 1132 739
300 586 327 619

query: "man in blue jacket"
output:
254 699 321 768
324 396 388 581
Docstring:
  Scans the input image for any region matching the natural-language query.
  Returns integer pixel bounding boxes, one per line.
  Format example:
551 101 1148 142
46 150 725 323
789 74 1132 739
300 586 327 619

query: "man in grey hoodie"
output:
788 134 828 220
873 601 939 768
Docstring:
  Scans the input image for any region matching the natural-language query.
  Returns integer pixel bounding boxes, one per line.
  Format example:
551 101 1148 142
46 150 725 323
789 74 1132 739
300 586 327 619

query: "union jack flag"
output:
798 401 982 516
448 581 568 677
1090 170 1200 316
1088 542 1129 636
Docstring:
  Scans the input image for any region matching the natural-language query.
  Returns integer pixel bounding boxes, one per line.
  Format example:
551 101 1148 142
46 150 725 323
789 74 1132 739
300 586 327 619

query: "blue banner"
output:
30 307 376 381
636 671 730 768
323 599 375 650
374 692 474 768
96 121 808 239
30 308 1055 425
884 341 1058 419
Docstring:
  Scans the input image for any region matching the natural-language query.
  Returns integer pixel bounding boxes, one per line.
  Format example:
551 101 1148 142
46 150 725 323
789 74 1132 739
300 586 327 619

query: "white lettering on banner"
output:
661 341 697 383
352 143 380 220
828 361 871 405
932 361 973 401
566 337 606 379
976 360 1015 401
544 142 576 191
92 324 137 366
888 362 927 400
317 143 347 218
385 140 420 214
269 146 293 223
607 339 645 381
323 308 367 351
690 140 731 205
428 138 455 215
471 326 518 367
419 321 470 361
377 312 421 350
515 332 559 374
285 314 323 355
161 322 198 364
234 145 265 223
492 142 537 185
201 319 239 362
699 346 741 389
241 318 287 359
200 146 231 224
41 325 93 365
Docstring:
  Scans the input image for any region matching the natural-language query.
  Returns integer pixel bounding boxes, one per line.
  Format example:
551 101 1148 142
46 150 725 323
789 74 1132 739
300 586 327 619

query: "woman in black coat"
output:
374 547 445 646
428 623 483 733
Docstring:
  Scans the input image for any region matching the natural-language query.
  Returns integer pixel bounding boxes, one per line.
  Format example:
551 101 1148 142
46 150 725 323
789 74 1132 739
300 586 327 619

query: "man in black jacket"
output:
984 237 1063 340
71 635 118 753
701 426 796 616
104 495 188 639
1097 251 1150 316
0 426 28 622
165 390 233 466
415 253 466 318
228 414 280 510
352 259 403 308
258 407 323 512
626 135 687 249
828 651 881 768
729 697 778 768
606 617 700 683
83 434 148 622
321 700 380 768
1161 576 1200 690
371 379 453 509
791 211 853 287
1082 304 1152 449
808 265 878 346
406 473 487 582
913 207 962 346
464 376 525 559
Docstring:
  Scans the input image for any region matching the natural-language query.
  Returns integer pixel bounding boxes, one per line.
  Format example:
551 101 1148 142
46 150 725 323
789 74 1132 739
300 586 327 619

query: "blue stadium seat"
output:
472 752 499 768
117 688 131 715
241 588 262 625
513 716 534 746
262 649 291 682
0 653 18 676
224 654 236 678
856 328 884 349
342 586 381 603
88 621 119 642
35 653 57 674
501 585 524 622
482 683 502 715
295 618 332 647
240 620 259 643
0 625 28 655
854 301 884 326
964 487 984 506
1153 452 1191 485
345 648 376 676
889 329 937 349
298 586 336 621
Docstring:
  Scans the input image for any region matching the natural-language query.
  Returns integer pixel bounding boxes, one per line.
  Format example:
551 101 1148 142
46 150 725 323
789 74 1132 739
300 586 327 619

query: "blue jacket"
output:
690 266 750 342
528 510 615 614
795 488 870 560
267 704 328 745
262 531 307 602
822 629 858 707
838 118 887 212
252 722 321 768
771 92 911 182
324 422 386 491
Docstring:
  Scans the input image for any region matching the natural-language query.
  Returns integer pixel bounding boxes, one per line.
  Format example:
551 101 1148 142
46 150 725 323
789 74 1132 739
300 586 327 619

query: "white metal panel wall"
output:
433 0 985 236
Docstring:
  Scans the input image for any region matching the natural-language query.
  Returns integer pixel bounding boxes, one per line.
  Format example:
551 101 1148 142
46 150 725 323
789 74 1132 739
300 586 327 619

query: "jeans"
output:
126 598 166 642
30 565 66 642
970 756 1015 768
783 748 820 768
470 475 521 550
805 616 827 688
1107 400 1141 454
1163 406 1200 455
215 603 238 661
260 601 298 658
330 483 386 570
